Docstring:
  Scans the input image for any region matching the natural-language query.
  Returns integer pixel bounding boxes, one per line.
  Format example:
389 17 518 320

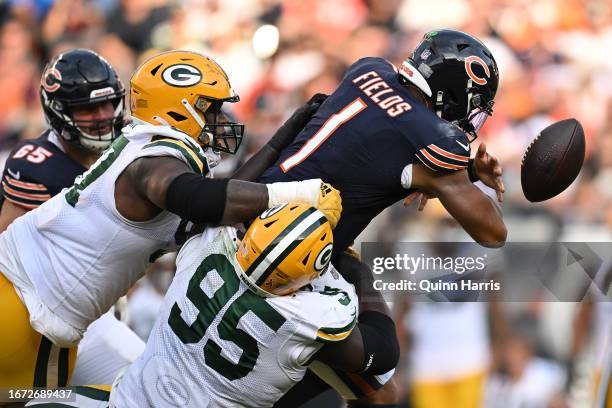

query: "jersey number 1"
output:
168 254 287 380
280 98 367 172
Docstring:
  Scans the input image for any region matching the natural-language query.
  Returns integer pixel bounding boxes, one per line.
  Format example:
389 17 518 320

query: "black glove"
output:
267 93 328 152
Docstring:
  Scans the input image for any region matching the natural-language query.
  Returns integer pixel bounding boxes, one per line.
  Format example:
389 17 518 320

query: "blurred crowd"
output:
1 0 611 407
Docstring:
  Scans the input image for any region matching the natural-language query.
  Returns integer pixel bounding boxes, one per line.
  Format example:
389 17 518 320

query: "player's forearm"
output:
232 144 280 182
164 175 268 225
438 187 507 247
221 179 270 224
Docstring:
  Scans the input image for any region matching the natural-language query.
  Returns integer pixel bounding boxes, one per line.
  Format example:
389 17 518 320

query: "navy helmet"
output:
40 49 126 152
399 29 499 140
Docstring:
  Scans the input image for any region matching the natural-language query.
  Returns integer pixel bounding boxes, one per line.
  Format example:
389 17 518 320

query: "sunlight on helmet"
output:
253 24 279 59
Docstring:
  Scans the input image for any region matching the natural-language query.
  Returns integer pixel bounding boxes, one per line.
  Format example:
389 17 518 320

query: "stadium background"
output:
1 0 611 406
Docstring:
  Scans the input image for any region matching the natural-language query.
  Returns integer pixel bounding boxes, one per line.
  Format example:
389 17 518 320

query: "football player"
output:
0 48 146 386
109 203 398 408
237 29 507 406
0 50 341 387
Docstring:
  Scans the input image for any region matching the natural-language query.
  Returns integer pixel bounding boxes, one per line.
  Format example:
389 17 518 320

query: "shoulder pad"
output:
347 57 396 78
308 268 358 343
1 145 53 209
415 122 471 173
140 136 210 175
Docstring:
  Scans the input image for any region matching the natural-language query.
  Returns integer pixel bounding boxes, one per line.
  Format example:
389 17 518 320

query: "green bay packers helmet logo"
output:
314 243 333 273
162 64 202 87
259 203 287 220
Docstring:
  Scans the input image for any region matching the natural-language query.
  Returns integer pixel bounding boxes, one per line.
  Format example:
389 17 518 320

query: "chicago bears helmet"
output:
40 49 126 152
235 203 333 297
130 51 244 154
399 29 499 140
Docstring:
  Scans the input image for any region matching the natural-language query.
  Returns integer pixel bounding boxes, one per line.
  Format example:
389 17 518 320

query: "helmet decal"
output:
314 243 333 272
41 67 62 93
464 55 490 86
90 87 115 98
162 64 202 87
259 203 288 220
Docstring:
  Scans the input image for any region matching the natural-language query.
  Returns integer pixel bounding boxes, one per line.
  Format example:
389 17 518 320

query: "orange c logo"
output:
41 68 62 93
464 56 490 86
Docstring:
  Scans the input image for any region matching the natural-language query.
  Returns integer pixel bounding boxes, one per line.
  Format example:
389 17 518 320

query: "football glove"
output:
267 93 328 152
266 178 342 228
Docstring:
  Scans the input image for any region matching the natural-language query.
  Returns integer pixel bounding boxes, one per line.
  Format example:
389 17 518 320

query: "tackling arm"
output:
120 155 342 226
313 252 399 374
122 156 269 225
412 164 507 247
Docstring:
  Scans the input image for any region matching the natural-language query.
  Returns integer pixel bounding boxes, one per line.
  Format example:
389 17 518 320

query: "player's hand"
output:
267 93 328 152
316 182 342 228
267 178 341 227
473 142 505 202
403 191 432 211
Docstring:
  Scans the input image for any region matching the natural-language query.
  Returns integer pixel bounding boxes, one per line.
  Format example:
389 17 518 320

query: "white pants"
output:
70 310 145 385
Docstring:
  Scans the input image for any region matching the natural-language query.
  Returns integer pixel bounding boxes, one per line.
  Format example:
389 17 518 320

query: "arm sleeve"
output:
1 157 52 209
414 126 472 173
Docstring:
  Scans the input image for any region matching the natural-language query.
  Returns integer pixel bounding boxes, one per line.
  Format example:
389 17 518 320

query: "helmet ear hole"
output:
167 111 187 121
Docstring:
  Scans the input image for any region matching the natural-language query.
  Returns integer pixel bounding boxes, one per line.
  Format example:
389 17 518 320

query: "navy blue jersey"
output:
0 130 86 209
261 57 471 253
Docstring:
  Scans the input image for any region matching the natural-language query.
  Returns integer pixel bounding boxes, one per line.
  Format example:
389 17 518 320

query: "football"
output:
521 118 586 202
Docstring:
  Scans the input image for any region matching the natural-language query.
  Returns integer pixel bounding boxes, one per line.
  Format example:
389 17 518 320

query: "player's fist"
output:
316 182 342 228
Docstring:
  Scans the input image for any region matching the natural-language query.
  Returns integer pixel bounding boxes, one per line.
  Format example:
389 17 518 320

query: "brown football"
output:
521 118 585 202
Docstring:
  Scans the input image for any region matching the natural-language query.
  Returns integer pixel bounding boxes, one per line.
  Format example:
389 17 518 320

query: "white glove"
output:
267 179 342 228
266 179 322 208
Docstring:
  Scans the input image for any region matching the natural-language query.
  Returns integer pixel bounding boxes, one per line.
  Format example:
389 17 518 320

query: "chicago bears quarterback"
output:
0 50 341 387
0 49 147 387
247 29 506 407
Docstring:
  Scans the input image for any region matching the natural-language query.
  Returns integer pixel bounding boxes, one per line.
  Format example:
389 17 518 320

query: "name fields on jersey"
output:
352 70 412 118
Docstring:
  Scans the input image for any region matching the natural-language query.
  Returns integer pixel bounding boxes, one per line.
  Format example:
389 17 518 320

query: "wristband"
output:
467 158 479 183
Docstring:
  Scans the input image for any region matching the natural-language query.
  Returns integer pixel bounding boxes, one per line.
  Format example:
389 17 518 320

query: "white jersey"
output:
0 122 213 344
111 227 358 408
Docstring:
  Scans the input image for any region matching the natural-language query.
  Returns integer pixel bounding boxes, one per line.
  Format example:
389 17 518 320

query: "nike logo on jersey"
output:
456 140 470 151
7 168 20 179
